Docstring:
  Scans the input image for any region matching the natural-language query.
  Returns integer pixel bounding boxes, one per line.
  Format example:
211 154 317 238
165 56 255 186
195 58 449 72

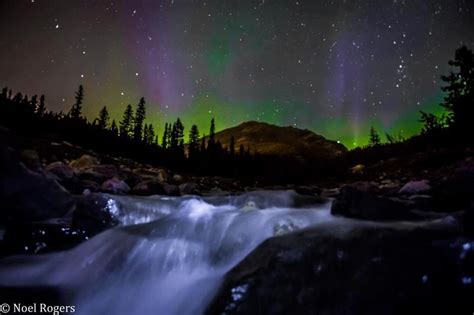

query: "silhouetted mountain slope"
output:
207 121 347 159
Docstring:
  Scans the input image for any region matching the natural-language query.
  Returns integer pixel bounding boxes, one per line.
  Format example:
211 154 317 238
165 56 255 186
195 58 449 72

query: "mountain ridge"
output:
204 120 347 159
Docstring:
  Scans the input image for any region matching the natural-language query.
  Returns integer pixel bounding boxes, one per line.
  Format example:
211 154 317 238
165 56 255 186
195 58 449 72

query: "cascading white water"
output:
0 191 336 315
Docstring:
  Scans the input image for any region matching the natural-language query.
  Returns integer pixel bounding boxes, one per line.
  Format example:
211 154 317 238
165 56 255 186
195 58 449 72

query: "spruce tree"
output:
189 124 200 158
368 127 381 146
134 97 146 142
229 136 236 156
161 122 169 148
119 104 134 139
110 120 119 136
97 106 110 130
440 45 474 135
36 95 46 116
69 85 84 120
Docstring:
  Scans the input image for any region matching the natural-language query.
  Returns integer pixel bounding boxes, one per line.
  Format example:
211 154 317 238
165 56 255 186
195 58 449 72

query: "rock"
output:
80 179 101 192
179 182 200 195
171 174 185 184
45 161 75 181
20 149 41 171
331 183 418 221
157 169 169 182
399 180 431 195
350 164 365 174
132 180 166 196
100 178 130 195
320 187 340 198
432 172 474 213
207 219 472 315
162 183 181 196
69 154 99 169
72 193 119 235
0 146 75 222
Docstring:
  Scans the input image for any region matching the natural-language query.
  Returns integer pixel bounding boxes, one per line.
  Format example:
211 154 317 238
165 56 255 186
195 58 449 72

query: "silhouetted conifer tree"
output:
97 106 110 130
120 104 134 138
134 97 146 142
36 95 46 116
368 127 381 146
161 122 169 148
69 85 84 120
110 120 118 137
440 45 474 136
229 136 236 156
189 124 200 158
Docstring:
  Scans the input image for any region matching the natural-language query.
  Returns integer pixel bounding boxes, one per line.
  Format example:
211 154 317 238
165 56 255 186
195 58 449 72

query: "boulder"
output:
350 164 365 174
132 180 166 196
331 183 418 221
69 154 99 169
100 178 130 195
207 219 472 315
179 182 200 195
162 182 181 196
171 174 185 184
20 149 41 171
0 146 75 222
72 193 119 235
45 161 75 181
399 180 431 195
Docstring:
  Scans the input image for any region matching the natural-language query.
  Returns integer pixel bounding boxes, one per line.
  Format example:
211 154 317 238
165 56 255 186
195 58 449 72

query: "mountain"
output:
205 121 347 159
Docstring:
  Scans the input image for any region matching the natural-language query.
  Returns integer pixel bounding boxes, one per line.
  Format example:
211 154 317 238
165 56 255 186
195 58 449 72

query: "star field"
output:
0 0 473 147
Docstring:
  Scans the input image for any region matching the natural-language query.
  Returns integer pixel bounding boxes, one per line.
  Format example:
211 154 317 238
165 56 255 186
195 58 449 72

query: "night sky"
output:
1 0 473 148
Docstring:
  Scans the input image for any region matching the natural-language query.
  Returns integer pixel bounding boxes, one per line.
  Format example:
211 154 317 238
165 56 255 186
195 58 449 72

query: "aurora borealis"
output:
1 0 473 148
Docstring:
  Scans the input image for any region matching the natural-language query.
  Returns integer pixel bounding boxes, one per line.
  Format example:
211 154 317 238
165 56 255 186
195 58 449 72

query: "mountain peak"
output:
208 121 347 158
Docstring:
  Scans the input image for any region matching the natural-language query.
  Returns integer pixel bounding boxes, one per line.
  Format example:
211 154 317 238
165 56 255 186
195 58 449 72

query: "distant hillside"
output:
204 121 347 159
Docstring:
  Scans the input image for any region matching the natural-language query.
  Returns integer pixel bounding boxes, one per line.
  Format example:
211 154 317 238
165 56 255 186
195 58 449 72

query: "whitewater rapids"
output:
0 191 336 315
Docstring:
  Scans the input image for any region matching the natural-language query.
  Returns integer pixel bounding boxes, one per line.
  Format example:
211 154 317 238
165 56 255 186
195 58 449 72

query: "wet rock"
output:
331 183 418 221
132 180 166 196
45 161 75 181
320 187 340 199
0 146 75 222
80 179 101 193
179 182 200 195
69 154 99 169
399 180 431 195
72 193 119 235
162 182 181 196
100 177 130 195
20 149 41 172
171 174 184 184
207 220 472 315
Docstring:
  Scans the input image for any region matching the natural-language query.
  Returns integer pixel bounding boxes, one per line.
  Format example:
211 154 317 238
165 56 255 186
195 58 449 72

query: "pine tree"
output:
161 122 169 148
97 106 110 130
119 104 134 139
110 120 119 137
440 45 474 135
134 97 146 142
189 124 200 158
143 124 150 144
229 136 236 156
30 95 38 113
368 127 381 146
239 144 245 157
148 124 155 145
36 95 46 116
69 85 84 120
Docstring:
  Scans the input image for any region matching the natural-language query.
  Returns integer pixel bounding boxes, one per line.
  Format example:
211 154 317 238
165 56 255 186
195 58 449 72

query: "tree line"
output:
0 83 266 180
366 45 473 147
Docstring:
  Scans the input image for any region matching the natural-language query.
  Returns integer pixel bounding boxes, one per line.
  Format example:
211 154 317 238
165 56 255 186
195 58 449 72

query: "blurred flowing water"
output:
0 191 335 315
